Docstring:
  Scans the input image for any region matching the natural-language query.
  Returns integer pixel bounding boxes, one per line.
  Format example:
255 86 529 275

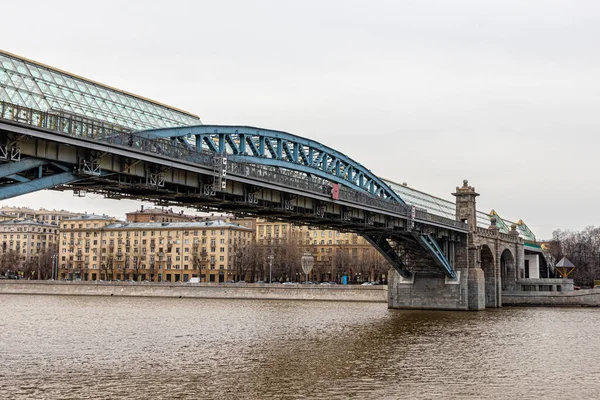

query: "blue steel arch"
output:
137 125 406 205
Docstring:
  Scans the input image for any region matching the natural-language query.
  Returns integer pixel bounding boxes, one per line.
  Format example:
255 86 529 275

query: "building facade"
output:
0 219 59 278
58 216 253 283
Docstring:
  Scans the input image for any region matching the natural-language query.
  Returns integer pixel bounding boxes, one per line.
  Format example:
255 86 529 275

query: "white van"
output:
188 277 200 284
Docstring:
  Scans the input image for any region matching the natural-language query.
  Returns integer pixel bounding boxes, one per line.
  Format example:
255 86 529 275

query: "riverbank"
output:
503 288 600 307
0 280 388 303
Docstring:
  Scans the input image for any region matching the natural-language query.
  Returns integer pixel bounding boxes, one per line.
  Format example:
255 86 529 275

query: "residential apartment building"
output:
58 215 253 283
0 219 59 275
0 206 82 225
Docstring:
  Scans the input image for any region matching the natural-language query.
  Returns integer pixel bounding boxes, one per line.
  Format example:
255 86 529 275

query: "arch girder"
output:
137 125 406 205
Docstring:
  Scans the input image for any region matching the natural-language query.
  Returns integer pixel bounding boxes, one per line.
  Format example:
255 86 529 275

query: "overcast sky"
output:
2 0 599 239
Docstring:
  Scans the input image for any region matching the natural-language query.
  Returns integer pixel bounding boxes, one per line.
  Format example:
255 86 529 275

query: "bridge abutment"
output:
388 268 471 310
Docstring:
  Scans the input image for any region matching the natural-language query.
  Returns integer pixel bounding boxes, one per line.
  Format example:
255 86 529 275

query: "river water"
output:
0 295 599 399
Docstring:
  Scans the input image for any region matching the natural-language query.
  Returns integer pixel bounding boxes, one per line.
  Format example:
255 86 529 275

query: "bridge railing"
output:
0 100 467 231
415 209 466 230
476 226 520 242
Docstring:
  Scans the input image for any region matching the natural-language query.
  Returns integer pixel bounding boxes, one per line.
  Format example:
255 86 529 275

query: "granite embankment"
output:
0 281 387 303
503 289 600 307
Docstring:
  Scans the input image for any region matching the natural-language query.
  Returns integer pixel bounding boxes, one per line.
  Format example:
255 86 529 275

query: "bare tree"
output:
0 250 22 278
273 233 302 281
550 226 600 286
37 248 57 280
192 244 208 282
130 250 142 281
101 253 116 281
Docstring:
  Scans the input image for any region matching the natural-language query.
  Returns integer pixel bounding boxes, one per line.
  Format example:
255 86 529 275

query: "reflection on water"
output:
1 295 599 399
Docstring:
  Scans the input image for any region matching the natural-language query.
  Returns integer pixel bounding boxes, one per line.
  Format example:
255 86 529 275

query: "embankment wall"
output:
502 289 600 307
0 281 387 303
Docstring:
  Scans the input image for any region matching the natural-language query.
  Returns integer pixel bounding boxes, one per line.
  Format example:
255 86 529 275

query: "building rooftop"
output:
0 218 58 227
126 207 195 218
63 214 113 221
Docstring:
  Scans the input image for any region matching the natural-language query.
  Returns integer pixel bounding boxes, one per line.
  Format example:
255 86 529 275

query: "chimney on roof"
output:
141 205 144 211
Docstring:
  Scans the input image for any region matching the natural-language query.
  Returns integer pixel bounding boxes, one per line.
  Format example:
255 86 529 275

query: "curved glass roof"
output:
0 49 201 130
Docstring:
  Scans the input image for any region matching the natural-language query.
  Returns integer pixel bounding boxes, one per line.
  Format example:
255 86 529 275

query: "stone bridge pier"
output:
388 180 524 311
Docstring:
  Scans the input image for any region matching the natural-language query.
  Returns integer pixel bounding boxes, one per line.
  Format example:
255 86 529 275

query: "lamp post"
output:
267 255 274 283
301 252 314 284
51 254 58 280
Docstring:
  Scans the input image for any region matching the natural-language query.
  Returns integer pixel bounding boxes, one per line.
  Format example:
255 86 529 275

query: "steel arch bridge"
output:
138 125 406 205
0 48 467 282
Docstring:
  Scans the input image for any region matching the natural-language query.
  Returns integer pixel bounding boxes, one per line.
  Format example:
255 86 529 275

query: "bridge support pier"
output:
388 268 469 310
467 267 486 310
387 266 487 310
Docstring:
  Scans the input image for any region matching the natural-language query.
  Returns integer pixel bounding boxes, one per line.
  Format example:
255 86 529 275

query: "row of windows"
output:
61 245 233 254
3 234 55 240
1 227 57 234
63 254 228 262
61 226 248 239
60 236 237 245
63 264 227 270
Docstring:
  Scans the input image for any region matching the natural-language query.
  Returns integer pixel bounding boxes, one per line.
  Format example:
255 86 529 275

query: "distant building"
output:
0 211 14 222
0 206 83 225
125 206 195 223
58 216 253 283
0 219 59 277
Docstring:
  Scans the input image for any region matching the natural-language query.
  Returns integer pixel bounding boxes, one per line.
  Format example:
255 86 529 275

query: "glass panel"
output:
1 51 201 129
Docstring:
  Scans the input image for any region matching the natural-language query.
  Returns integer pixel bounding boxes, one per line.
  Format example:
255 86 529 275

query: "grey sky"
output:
2 0 599 239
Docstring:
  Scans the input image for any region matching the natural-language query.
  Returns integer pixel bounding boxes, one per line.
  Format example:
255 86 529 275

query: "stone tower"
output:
452 179 479 232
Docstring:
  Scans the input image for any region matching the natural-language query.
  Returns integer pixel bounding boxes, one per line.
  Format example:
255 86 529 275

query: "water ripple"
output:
1 295 599 399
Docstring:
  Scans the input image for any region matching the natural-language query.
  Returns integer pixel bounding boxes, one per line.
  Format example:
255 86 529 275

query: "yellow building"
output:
0 219 59 278
58 215 253 283
0 206 82 225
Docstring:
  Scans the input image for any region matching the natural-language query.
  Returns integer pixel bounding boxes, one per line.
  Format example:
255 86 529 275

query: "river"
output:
0 295 599 399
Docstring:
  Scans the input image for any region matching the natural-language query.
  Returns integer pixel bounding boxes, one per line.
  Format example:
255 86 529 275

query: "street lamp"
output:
301 252 314 284
51 254 58 280
267 255 274 283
